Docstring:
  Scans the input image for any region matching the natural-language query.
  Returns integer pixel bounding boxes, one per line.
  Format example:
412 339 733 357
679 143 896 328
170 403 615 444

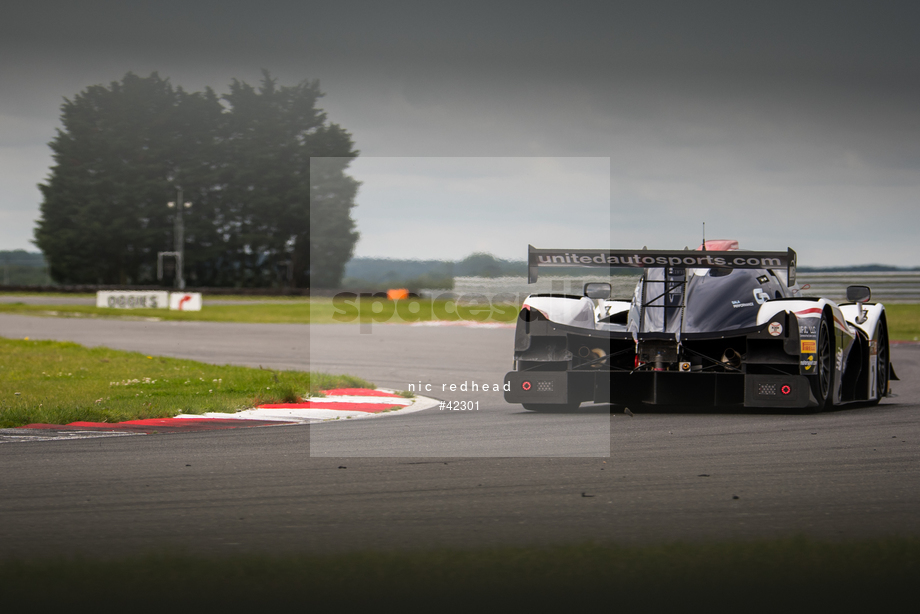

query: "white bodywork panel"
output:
522 296 597 329
595 300 631 332
757 298 884 402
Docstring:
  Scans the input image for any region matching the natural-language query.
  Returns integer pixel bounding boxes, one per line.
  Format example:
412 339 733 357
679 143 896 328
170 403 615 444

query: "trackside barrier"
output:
795 272 920 303
168 292 203 311
430 273 920 304
97 291 169 309
96 291 202 310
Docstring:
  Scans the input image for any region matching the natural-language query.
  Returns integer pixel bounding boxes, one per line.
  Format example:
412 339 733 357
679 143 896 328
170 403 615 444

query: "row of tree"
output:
0 250 52 285
341 253 531 290
34 71 359 287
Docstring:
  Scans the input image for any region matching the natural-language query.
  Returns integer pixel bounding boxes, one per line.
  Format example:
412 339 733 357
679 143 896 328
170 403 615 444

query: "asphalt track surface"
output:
1 313 918 559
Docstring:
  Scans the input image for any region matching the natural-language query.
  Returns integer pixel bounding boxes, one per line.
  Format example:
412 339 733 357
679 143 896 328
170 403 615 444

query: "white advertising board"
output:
97 291 169 309
169 292 203 311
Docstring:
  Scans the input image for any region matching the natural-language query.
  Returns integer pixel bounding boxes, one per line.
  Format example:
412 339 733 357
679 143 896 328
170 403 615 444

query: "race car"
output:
504 241 896 411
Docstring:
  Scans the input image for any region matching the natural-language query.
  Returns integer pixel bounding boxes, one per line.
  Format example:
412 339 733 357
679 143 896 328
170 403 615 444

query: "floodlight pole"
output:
167 187 191 290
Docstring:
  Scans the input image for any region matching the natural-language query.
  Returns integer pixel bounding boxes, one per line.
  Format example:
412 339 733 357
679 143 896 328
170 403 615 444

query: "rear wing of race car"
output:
527 245 797 285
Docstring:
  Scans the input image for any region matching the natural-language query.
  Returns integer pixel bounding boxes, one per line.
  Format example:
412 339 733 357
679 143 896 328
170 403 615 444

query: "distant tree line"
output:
342 252 920 291
797 265 920 272
342 253 529 290
0 250 53 286
34 71 359 288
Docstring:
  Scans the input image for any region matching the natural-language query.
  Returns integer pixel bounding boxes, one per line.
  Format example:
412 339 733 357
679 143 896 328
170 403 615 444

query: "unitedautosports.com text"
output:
534 251 787 268
331 292 524 326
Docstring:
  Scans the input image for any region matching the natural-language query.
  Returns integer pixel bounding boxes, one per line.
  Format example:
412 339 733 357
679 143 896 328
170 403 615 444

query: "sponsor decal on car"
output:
768 322 783 336
753 288 770 304
801 340 817 353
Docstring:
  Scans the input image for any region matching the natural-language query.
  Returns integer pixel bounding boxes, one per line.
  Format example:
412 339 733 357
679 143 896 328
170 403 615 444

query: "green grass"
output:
0 296 521 324
886 304 920 341
314 295 519 324
1 537 918 610
0 292 307 300
0 291 96 298
0 302 315 324
1 296 918 336
0 337 374 428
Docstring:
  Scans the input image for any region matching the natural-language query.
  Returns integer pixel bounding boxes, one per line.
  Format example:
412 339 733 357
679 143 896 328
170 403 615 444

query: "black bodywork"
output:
504 245 898 410
504 305 810 408
504 252 881 409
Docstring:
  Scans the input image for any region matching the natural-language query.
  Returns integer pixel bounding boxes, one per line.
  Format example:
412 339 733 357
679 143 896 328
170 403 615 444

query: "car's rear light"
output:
757 382 794 396
746 375 806 407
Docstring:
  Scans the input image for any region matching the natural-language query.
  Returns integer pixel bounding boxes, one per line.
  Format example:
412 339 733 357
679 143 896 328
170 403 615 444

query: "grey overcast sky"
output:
2 1 919 266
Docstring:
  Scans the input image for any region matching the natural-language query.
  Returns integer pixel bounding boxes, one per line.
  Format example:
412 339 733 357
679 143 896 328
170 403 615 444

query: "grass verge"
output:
0 301 315 324
0 337 373 428
0 296 521 324
886 304 920 341
1 298 918 337
1 537 918 610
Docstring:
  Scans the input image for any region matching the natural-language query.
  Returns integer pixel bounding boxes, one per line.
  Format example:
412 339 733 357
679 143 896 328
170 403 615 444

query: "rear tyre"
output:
523 402 581 412
810 317 834 410
870 317 889 405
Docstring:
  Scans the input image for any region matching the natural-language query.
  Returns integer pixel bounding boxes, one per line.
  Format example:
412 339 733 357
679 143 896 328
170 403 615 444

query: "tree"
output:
35 73 200 283
35 71 359 288
210 72 359 287
309 156 360 287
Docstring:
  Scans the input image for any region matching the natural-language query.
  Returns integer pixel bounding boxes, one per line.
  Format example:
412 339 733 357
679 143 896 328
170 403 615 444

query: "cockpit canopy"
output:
628 266 791 334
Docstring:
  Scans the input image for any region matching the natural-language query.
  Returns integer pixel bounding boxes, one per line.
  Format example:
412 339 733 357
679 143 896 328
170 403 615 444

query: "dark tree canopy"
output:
35 71 359 288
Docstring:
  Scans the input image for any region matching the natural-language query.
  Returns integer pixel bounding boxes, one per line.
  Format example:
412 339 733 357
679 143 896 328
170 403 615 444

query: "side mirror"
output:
584 282 611 299
846 285 871 302
847 285 871 324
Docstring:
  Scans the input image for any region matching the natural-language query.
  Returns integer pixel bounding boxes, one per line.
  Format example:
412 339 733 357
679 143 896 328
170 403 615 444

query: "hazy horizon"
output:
3 2 918 268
